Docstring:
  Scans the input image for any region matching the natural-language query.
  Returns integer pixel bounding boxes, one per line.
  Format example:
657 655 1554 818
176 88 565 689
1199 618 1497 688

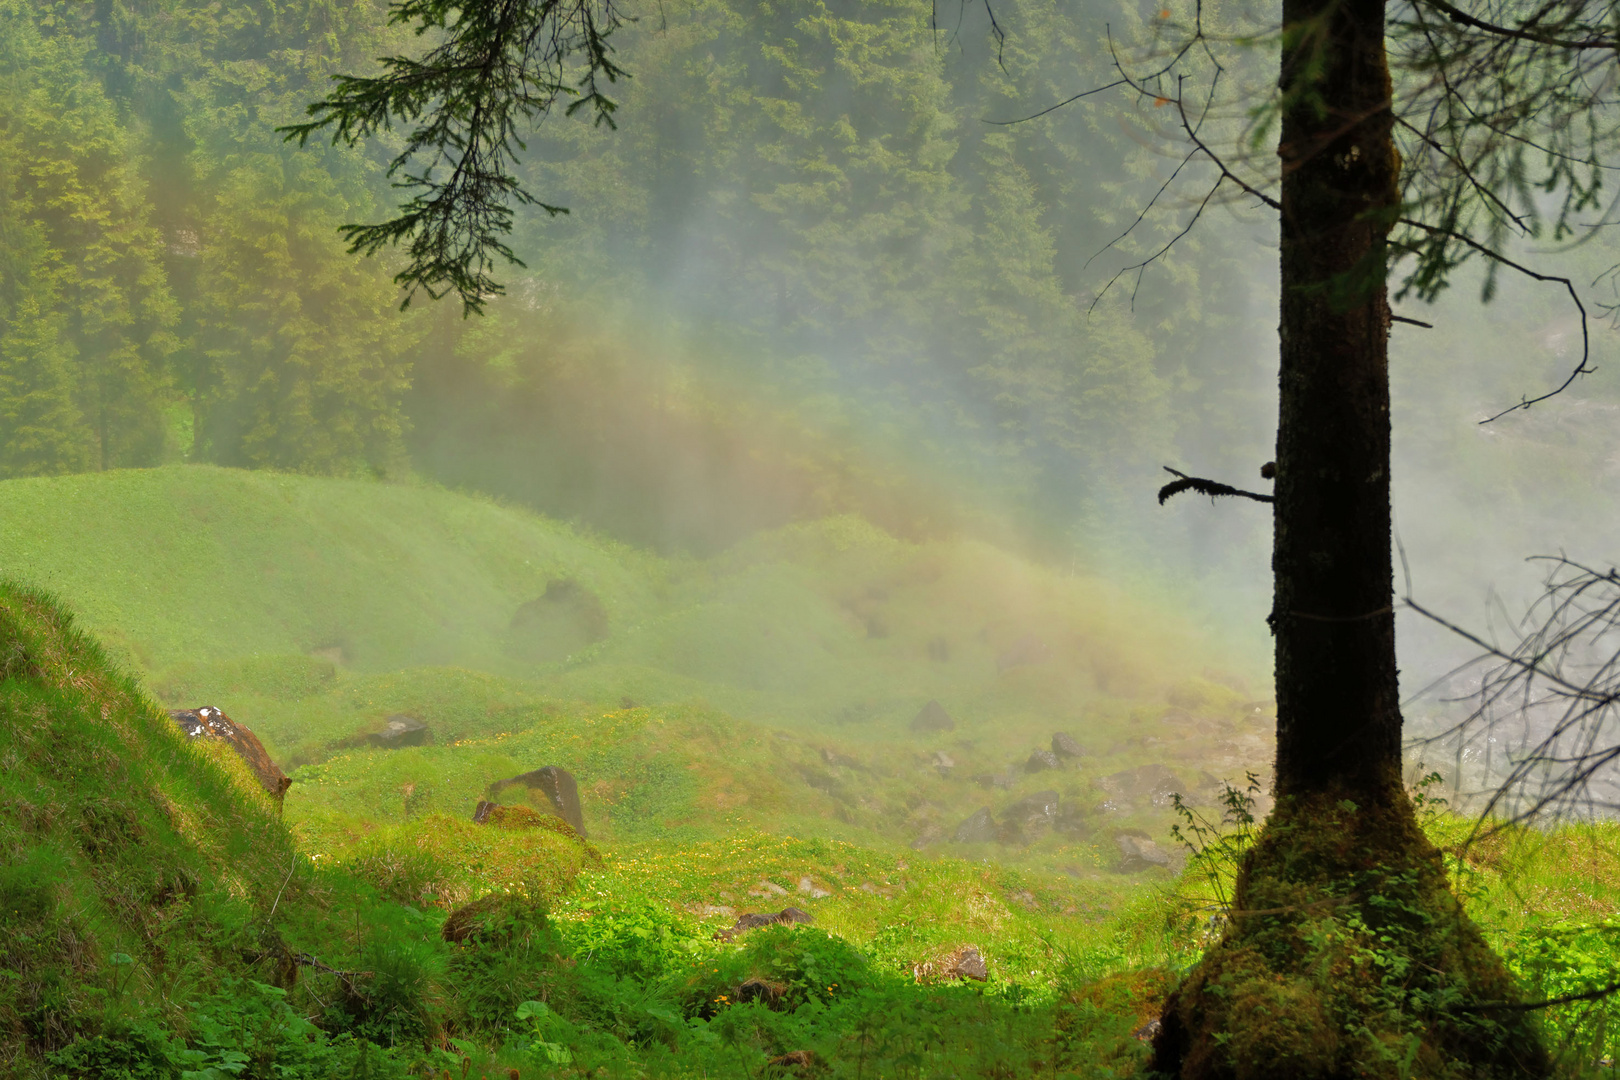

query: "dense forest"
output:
0 0 1286 553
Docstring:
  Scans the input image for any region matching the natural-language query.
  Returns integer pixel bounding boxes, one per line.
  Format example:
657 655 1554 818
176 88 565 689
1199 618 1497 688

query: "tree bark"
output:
1272 0 1401 801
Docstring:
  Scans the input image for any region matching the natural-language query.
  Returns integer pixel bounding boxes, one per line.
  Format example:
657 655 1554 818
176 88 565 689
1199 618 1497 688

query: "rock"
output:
1026 749 1061 772
797 876 831 899
367 714 430 749
507 579 609 663
170 707 291 799
750 880 789 897
1003 789 1060 829
932 750 955 776
972 770 1017 790
717 907 814 939
1133 1018 1162 1042
1052 732 1085 758
927 637 950 662
1115 833 1173 872
1099 763 1187 809
910 699 955 733
486 765 586 837
953 807 997 843
996 634 1051 673
994 819 1028 847
944 946 988 981
473 801 587 841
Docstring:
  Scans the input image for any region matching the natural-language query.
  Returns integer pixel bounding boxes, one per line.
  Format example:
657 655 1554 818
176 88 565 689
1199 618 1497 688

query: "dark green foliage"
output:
283 0 628 313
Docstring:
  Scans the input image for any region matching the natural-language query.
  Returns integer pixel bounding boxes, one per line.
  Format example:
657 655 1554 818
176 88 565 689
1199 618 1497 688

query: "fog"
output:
3 0 1617 844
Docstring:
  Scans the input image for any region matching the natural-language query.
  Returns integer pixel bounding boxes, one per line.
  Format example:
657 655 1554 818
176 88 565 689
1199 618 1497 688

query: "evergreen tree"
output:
0 0 178 472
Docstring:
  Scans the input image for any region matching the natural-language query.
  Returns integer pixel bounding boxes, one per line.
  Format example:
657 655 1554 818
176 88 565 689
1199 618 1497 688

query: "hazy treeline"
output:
0 0 1272 549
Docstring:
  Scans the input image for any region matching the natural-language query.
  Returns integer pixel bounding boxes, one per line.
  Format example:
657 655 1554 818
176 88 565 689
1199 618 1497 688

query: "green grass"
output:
0 465 1276 865
6 553 1620 1077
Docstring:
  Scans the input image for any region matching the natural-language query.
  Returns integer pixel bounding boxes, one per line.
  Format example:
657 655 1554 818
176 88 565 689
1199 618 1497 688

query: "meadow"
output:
2 466 1619 1078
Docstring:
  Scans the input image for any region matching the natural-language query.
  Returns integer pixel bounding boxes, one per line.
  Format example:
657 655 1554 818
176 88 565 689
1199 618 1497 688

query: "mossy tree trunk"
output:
1151 0 1552 1074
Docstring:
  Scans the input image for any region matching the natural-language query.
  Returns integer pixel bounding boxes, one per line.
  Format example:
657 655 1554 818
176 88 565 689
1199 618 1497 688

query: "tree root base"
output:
1152 787 1549 1080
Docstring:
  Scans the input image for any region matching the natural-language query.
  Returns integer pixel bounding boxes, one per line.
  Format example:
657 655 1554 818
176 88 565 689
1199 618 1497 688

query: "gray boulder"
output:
1052 732 1085 758
1003 789 1060 829
1115 833 1173 872
1099 763 1186 809
1026 749 1061 773
945 947 988 981
367 714 430 749
487 765 587 837
910 700 955 733
953 807 997 843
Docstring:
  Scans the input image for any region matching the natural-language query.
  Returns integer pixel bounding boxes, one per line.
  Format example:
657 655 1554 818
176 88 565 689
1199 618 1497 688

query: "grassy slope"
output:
0 466 663 675
0 466 1273 866
6 469 1620 1074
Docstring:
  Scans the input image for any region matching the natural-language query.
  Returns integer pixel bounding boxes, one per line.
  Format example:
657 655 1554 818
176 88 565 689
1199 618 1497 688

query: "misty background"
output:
0 0 1614 750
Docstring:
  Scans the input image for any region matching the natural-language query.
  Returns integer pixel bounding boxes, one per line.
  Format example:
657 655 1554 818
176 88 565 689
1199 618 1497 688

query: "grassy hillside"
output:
0 466 1274 866
0 466 664 675
6 472 1620 1075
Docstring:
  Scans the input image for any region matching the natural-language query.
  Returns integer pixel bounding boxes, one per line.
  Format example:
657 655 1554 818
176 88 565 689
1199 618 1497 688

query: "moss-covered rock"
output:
1154 788 1549 1079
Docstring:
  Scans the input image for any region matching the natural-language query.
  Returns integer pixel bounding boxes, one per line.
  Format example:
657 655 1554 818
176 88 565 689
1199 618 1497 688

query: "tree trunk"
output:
1149 1 1551 1074
1272 0 1401 805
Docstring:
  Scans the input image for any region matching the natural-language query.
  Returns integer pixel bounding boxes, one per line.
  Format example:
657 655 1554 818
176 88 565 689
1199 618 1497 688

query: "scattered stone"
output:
687 903 736 918
996 635 1051 673
1132 1018 1162 1042
368 714 430 749
1115 833 1173 872
972 770 1017 790
1052 732 1085 758
716 907 814 940
944 946 988 981
1003 789 1060 829
1026 749 1061 773
749 880 789 898
170 707 291 799
1099 763 1187 809
932 750 955 776
487 765 587 837
910 699 955 733
797 877 831 899
953 807 997 843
